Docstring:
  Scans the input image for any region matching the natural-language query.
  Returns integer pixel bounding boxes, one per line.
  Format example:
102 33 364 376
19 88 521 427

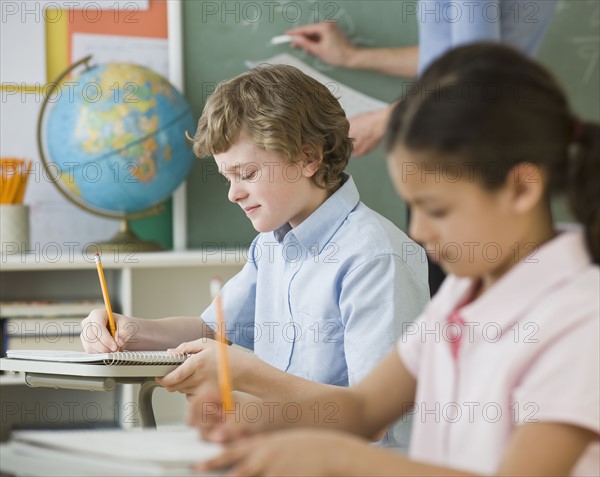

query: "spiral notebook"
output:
6 349 187 365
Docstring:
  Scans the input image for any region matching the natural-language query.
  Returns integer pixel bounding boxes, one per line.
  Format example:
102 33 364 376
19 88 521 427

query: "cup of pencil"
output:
1 158 32 255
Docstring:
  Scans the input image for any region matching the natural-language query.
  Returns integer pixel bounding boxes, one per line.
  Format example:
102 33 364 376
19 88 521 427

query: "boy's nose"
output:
227 181 248 203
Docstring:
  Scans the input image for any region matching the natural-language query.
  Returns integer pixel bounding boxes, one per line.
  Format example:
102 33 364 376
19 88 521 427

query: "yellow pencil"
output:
210 278 233 412
94 253 117 338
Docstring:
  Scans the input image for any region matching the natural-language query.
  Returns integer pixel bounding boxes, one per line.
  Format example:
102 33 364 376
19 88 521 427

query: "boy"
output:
81 64 429 446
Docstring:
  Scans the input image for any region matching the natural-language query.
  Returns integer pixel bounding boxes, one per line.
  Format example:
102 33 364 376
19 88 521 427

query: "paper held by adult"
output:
246 53 389 118
6 349 186 365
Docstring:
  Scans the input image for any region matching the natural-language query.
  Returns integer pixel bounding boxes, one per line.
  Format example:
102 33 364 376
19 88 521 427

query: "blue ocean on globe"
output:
45 63 196 214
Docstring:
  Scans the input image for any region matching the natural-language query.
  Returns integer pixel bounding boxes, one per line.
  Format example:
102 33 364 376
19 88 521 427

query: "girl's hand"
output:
156 338 245 395
197 429 368 476
80 309 139 353
188 386 271 443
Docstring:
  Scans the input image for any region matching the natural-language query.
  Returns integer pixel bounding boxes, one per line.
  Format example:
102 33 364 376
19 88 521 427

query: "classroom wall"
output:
182 0 599 249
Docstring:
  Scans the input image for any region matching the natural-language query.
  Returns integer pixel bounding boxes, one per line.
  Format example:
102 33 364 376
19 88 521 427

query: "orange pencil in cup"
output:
15 160 32 204
1 158 27 204
94 253 117 338
210 278 234 412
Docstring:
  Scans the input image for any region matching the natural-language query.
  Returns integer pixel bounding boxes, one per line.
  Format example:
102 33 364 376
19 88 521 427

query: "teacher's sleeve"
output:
201 238 258 351
340 253 429 386
451 0 501 45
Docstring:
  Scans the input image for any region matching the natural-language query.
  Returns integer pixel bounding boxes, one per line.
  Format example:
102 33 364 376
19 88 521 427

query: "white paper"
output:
247 53 388 118
0 91 120 252
14 427 221 467
72 32 169 77
0 7 46 84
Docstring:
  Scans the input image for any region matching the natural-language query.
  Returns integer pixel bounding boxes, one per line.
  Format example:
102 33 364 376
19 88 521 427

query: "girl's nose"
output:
409 209 433 245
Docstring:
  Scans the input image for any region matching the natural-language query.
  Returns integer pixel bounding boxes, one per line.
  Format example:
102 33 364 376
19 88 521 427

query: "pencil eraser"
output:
210 277 223 298
270 34 293 45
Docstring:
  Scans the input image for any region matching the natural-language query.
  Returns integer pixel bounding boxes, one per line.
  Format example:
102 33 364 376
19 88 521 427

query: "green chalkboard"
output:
182 0 599 248
538 1 600 121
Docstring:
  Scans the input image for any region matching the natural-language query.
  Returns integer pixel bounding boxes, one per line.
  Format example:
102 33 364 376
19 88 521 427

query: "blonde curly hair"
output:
192 64 353 190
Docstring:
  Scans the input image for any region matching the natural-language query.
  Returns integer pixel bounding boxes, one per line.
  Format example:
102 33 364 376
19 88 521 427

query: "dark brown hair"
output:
387 43 600 263
192 64 352 191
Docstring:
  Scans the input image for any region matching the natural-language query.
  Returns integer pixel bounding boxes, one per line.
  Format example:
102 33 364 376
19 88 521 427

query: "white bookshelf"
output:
0 250 245 437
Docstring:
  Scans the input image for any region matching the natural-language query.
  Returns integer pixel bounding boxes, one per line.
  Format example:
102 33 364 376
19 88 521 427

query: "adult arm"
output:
286 22 419 78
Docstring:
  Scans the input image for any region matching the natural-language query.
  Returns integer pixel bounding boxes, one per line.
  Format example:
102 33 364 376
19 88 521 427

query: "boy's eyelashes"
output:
241 170 258 181
220 169 259 183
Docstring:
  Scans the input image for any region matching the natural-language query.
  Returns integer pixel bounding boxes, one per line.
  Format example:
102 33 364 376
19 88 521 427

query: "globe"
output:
37 57 196 251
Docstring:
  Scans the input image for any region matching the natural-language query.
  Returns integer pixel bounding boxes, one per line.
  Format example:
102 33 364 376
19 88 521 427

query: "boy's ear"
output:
505 163 546 214
300 144 323 177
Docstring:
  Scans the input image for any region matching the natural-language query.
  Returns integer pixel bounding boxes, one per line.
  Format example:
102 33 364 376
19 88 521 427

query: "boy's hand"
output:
156 338 245 395
286 22 357 68
80 309 138 353
196 429 368 476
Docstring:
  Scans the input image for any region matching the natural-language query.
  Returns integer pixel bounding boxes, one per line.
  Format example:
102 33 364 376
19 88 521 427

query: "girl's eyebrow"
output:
412 195 444 206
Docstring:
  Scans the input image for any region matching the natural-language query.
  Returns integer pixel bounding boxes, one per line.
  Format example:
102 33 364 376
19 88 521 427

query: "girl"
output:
190 43 599 476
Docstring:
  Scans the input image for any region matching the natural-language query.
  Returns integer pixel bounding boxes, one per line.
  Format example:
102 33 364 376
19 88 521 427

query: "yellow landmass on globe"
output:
59 172 82 198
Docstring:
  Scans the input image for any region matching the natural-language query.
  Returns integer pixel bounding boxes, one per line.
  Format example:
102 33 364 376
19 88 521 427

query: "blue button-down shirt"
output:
418 0 558 74
202 175 429 444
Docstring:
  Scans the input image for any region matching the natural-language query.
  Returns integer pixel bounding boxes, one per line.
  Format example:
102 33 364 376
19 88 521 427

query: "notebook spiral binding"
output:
101 351 187 366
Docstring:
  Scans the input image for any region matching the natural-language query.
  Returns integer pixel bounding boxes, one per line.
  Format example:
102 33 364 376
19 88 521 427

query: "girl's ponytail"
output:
567 120 600 264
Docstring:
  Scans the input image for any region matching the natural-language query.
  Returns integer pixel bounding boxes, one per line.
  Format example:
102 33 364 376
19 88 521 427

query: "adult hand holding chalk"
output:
284 23 357 67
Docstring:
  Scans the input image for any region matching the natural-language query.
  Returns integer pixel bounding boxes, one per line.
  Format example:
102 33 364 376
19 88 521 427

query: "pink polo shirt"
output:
398 229 599 476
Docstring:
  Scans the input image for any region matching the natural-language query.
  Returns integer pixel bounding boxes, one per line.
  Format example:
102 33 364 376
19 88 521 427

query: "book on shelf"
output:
5 317 82 337
0 300 105 318
0 302 87 357
6 334 84 353
6 349 188 365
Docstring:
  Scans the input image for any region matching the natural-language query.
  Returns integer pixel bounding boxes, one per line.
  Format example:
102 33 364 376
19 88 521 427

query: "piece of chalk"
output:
270 34 293 45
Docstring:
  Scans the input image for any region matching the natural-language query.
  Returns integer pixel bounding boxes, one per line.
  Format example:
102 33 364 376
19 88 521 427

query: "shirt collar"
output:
459 226 592 329
272 173 360 253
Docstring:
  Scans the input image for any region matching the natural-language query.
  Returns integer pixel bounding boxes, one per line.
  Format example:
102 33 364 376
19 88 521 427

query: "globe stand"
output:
84 220 162 255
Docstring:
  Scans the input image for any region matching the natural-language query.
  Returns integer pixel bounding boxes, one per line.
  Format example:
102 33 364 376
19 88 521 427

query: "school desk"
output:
0 357 175 427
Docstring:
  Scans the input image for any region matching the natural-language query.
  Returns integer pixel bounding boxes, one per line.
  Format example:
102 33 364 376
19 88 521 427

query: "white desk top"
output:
0 358 178 378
